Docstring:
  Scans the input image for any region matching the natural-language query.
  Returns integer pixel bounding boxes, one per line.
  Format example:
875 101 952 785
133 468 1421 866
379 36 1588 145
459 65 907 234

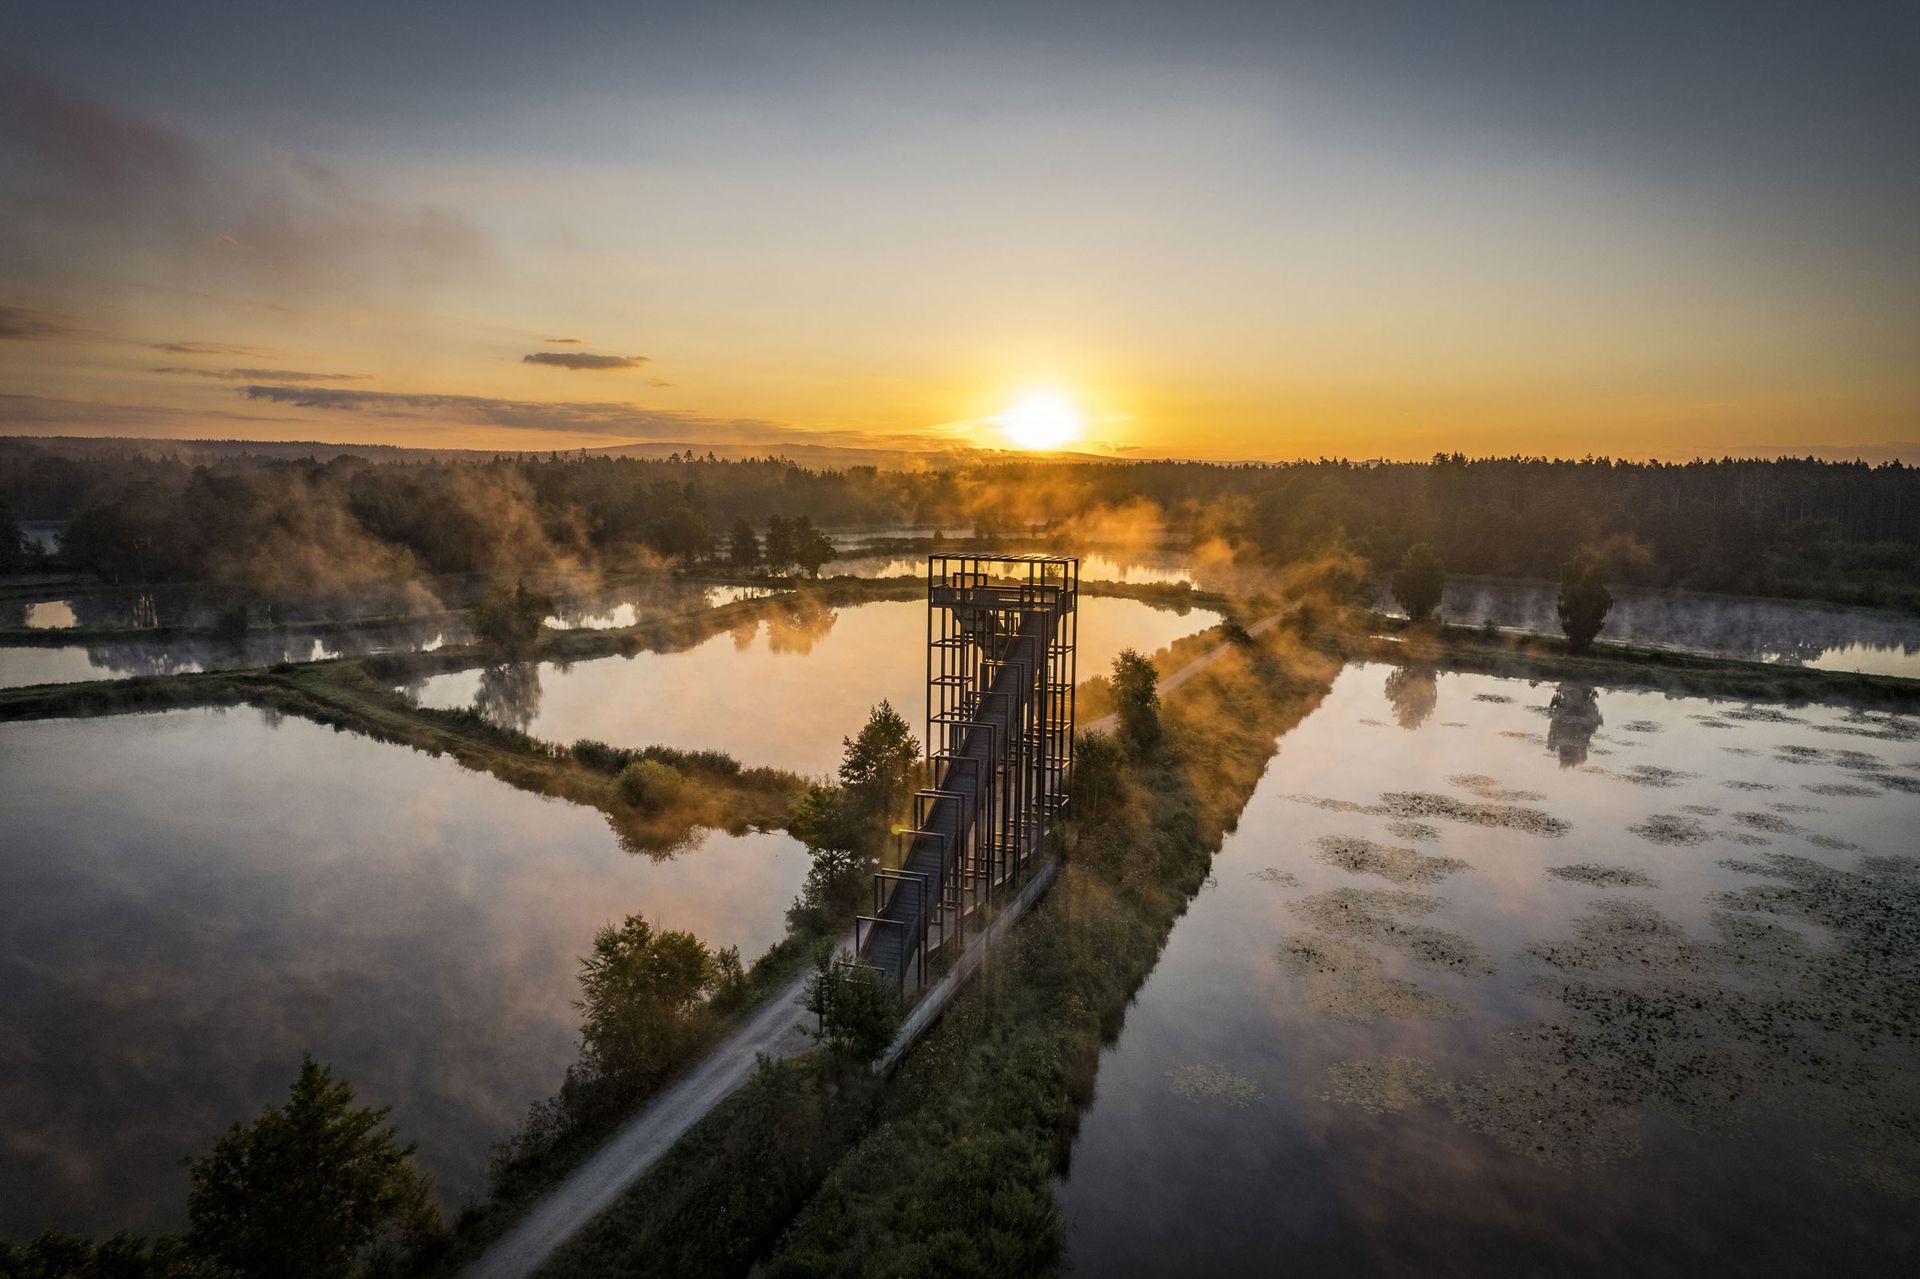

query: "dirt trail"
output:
462 976 814 1279
1082 609 1288 734
466 607 1289 1278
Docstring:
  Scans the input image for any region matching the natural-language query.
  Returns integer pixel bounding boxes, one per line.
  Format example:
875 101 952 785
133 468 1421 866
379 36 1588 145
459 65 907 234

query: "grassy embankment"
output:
520 615 1342 1277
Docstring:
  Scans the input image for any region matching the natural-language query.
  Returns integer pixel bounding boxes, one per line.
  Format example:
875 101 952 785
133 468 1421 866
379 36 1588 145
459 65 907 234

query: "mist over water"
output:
1376 577 1920 678
405 595 1222 776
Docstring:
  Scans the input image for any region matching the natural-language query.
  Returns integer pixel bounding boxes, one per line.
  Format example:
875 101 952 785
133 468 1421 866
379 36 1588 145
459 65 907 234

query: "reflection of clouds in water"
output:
0 710 810 1237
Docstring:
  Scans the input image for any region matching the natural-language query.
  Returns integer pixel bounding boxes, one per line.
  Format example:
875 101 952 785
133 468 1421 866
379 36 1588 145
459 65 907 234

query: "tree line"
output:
5 440 1918 610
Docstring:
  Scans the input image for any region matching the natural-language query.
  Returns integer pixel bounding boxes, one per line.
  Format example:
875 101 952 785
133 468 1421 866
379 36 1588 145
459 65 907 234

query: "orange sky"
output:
4 4 1916 462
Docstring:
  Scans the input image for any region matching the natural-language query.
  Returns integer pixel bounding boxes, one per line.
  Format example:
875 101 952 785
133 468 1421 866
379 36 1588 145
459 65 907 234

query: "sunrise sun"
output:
996 389 1083 451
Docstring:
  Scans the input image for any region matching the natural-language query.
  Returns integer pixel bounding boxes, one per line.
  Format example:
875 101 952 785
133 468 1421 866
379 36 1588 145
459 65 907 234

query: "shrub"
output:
575 915 717 1093
804 950 901 1063
617 759 686 813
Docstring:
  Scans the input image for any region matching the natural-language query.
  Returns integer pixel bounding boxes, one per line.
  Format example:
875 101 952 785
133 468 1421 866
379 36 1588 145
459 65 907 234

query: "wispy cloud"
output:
0 304 79 340
0 70 487 301
239 383 785 442
154 366 368 383
151 340 278 356
542 337 586 345
521 351 649 371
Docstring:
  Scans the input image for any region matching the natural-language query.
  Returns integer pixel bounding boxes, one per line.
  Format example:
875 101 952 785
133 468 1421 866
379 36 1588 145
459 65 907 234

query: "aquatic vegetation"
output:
1312 834 1468 886
1725 707 1804 724
1277 935 1463 1023
1384 819 1441 842
1724 779 1778 792
1290 888 1491 973
1249 867 1300 886
1547 864 1656 888
1731 811 1799 835
1321 1056 1446 1114
1622 720 1662 733
1377 791 1571 837
1473 693 1514 704
1166 1063 1263 1107
1805 782 1881 798
1627 814 1711 846
1680 803 1722 816
1447 773 1545 802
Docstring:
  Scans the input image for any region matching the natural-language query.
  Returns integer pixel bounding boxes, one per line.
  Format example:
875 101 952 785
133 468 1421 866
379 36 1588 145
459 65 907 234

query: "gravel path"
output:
466 606 1288 1277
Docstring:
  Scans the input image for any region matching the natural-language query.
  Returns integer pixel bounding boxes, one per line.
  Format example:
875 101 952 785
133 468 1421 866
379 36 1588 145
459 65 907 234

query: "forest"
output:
4 440 1918 611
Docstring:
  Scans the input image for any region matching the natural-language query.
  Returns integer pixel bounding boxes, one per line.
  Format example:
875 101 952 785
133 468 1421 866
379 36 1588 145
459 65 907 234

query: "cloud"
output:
235 383 835 446
521 352 649 371
154 366 369 383
0 304 78 340
0 70 486 300
152 341 277 355
542 337 586 345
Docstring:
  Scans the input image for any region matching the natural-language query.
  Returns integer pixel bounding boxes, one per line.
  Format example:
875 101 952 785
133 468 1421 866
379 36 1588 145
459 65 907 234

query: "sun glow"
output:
996 389 1084 451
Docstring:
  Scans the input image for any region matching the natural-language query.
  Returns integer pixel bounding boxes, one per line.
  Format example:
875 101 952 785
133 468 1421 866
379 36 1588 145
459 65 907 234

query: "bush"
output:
1073 729 1124 821
1392 542 1445 622
803 950 901 1063
617 759 686 813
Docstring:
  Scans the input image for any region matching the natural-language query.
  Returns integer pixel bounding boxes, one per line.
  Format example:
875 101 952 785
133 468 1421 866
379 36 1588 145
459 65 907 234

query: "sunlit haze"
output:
2 1 1916 460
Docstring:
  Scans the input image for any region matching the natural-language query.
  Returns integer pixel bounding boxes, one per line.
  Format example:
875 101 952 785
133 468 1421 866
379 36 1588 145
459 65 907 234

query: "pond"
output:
1376 576 1920 678
0 709 810 1238
404 595 1225 776
0 620 457 689
1058 662 1920 1274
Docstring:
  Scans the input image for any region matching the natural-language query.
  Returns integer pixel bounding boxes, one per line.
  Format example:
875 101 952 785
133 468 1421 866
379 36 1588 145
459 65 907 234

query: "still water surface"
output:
1378 576 1920 678
0 709 809 1238
1059 663 1920 1274
406 596 1223 775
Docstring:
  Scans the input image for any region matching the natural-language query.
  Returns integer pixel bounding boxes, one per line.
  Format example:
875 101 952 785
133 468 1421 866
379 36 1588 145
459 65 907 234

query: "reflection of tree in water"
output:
1546 682 1602 767
475 661 542 733
730 618 761 651
1384 666 1438 729
764 598 838 654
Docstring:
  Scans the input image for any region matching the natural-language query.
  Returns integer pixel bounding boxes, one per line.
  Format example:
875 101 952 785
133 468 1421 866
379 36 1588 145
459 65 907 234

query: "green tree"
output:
1557 552 1613 653
575 914 718 1092
838 700 919 829
1391 541 1445 623
763 515 796 574
469 581 551 657
0 497 23 574
728 516 761 568
184 1055 439 1279
1072 729 1124 821
1111 649 1161 751
803 949 900 1063
0 1231 223 1279
789 516 835 578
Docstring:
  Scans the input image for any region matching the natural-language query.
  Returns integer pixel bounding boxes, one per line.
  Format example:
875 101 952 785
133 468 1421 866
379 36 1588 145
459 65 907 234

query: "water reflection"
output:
1376 576 1920 678
475 661 543 733
411 596 1223 776
0 709 811 1237
1058 664 1920 1274
0 618 458 689
1546 682 1602 767
1383 666 1437 729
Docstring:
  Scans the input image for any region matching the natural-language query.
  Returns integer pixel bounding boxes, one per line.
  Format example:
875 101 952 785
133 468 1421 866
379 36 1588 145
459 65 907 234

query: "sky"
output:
2 1 1916 461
